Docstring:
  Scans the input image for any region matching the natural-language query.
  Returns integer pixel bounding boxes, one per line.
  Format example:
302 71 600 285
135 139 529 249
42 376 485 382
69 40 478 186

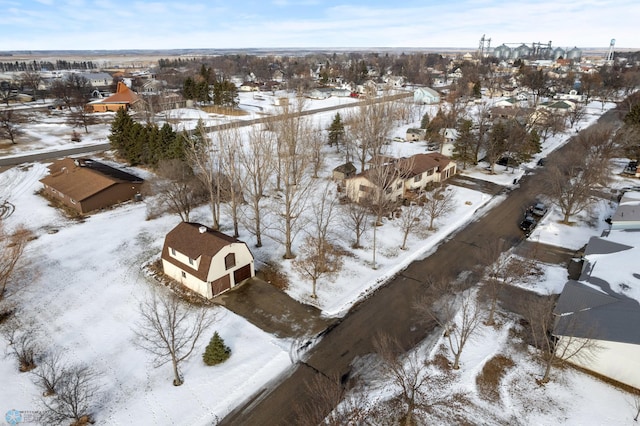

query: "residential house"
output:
406 128 426 142
76 72 113 88
553 228 640 390
413 87 441 105
332 162 357 181
610 191 640 230
401 153 457 192
88 81 140 112
492 97 518 108
39 158 143 214
344 153 456 203
344 164 405 204
161 222 255 298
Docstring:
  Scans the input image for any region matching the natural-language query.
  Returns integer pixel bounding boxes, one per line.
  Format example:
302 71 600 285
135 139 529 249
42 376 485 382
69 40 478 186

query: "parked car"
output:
530 202 548 217
392 137 405 143
497 156 519 167
519 214 537 236
426 142 440 151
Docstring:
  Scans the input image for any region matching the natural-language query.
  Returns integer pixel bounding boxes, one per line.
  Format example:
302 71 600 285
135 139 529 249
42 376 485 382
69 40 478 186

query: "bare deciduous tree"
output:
184 121 223 229
0 224 32 302
416 288 482 370
144 159 206 222
364 156 404 269
340 186 370 249
0 315 39 372
309 126 326 179
19 70 43 101
524 296 600 384
237 126 275 247
0 109 28 144
374 333 431 426
546 124 615 223
32 350 66 396
217 126 244 237
346 99 397 173
423 183 456 231
293 182 343 298
133 290 215 386
396 199 426 251
39 363 102 425
294 373 370 426
269 98 315 259
567 103 587 129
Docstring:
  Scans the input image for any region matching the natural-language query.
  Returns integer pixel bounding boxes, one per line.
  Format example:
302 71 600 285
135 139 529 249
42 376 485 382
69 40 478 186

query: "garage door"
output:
211 274 231 297
233 264 252 284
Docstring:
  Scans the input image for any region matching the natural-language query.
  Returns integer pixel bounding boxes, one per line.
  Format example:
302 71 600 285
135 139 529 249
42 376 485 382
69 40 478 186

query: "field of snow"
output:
1 95 638 424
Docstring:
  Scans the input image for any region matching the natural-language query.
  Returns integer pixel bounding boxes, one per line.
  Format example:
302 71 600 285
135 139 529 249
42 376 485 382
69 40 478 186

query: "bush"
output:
203 332 231 366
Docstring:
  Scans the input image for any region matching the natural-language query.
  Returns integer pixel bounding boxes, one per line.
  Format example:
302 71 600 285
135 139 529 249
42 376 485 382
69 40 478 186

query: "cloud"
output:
0 0 637 50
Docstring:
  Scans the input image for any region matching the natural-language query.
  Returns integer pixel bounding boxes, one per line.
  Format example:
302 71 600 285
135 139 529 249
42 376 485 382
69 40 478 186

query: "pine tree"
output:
203 332 231 366
327 113 345 149
108 108 134 153
420 112 430 129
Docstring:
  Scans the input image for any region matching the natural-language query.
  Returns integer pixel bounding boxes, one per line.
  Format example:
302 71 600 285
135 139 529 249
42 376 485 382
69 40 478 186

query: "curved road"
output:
220 110 619 425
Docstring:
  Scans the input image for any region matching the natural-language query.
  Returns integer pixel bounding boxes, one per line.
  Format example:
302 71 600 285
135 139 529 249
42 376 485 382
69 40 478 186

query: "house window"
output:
225 253 236 270
427 169 434 176
414 174 422 183
396 182 402 189
181 271 186 278
170 248 176 256
188 258 194 265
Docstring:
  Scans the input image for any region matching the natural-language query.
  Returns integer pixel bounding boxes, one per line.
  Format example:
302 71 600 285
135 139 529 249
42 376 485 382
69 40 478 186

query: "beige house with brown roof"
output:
39 158 143 214
88 81 140 112
161 222 255 298
344 153 456 204
401 153 457 192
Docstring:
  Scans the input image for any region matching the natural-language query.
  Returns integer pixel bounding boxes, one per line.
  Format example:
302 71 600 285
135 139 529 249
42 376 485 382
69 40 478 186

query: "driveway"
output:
215 277 334 339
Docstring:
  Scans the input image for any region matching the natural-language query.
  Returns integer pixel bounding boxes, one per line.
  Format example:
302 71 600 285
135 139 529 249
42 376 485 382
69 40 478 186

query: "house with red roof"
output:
88 81 140 112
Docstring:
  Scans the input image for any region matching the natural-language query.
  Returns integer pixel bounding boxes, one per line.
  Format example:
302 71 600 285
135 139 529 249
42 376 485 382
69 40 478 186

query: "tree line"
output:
0 60 97 72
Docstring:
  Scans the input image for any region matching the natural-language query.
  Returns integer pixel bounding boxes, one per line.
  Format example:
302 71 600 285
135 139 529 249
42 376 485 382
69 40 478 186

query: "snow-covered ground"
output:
1 95 638 424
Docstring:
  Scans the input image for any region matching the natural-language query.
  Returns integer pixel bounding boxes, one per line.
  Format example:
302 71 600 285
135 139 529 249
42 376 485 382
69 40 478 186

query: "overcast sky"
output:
2 0 638 51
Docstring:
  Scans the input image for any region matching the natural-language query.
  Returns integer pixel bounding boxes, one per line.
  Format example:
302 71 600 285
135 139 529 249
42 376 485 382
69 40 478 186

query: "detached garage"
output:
161 222 255 298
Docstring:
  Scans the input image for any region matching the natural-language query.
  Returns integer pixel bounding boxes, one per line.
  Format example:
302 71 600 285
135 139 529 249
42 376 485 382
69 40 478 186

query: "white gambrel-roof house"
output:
161 222 255 299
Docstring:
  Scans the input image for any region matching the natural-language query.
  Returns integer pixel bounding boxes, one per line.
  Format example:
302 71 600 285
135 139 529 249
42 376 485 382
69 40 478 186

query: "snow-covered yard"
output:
1 95 639 424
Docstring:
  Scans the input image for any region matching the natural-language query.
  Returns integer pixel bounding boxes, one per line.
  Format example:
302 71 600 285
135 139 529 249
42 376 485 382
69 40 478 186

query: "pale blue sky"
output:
2 0 637 51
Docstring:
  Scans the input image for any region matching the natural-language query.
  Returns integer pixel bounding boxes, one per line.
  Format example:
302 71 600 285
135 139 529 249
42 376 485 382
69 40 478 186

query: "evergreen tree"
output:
452 119 476 169
327 113 345 149
624 102 640 127
203 332 231 366
108 108 135 155
473 81 482 98
420 112 430 129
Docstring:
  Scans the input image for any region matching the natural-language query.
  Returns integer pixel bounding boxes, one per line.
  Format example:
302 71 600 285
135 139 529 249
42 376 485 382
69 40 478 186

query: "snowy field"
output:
1 95 639 424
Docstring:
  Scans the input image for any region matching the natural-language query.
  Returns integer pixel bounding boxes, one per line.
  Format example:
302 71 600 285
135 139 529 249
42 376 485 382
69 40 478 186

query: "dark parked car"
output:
497 156 519 167
519 215 537 236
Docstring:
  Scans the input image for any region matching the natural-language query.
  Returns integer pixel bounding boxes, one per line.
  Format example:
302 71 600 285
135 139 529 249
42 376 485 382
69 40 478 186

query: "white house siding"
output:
162 259 211 298
167 247 201 271
560 337 640 390
207 243 255 284
345 175 404 204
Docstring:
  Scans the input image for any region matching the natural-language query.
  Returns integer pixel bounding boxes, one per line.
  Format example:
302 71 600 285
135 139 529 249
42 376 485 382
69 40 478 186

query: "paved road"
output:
0 92 412 169
221 110 621 425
